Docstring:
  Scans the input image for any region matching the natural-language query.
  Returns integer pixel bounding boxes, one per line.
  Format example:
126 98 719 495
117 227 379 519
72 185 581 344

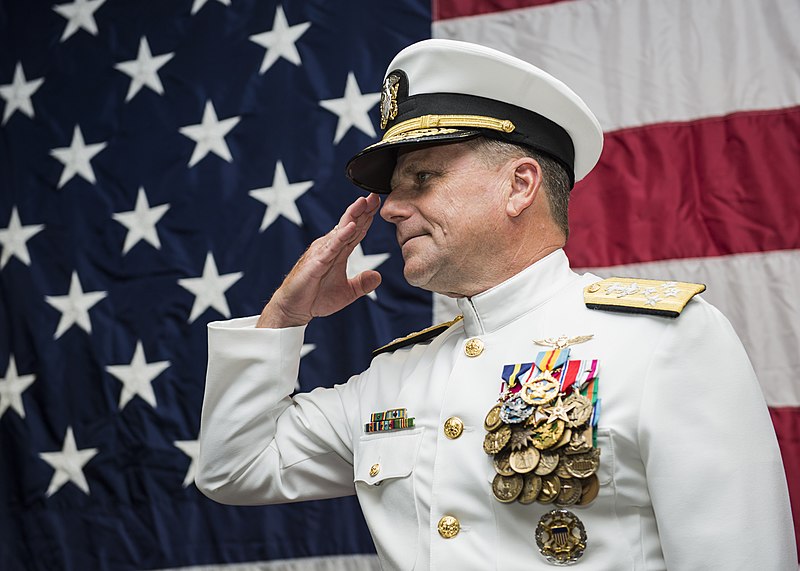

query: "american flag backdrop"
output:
0 0 798 570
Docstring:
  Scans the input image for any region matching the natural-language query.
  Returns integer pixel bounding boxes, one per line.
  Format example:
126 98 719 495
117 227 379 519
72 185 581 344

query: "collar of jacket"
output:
456 248 580 337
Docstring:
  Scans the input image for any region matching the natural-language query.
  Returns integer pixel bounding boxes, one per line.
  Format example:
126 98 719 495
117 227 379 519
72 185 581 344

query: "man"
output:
196 39 795 569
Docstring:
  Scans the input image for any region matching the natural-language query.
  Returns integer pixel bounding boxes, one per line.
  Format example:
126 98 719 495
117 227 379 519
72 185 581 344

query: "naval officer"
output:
195 39 796 569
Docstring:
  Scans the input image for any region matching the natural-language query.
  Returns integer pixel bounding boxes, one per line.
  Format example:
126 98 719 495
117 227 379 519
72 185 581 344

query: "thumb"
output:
351 270 382 298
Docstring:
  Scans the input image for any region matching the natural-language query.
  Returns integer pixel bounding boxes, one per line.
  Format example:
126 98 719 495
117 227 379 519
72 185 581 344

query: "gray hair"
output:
467 137 572 237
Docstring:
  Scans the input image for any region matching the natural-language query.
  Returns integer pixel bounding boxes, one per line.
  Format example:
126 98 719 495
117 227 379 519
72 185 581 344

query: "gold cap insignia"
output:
584 277 705 318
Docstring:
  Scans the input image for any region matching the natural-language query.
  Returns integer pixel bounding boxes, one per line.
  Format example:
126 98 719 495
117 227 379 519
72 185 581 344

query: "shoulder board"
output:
372 315 463 357
584 277 705 318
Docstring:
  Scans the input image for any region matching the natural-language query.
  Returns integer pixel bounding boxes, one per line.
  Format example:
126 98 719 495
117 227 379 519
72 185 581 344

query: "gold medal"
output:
518 474 542 505
531 419 565 450
484 404 503 431
534 450 559 476
555 458 573 479
520 372 560 406
492 473 523 503
553 427 572 449
509 446 540 474
493 449 515 476
563 448 601 479
483 424 511 455
564 426 593 455
578 474 599 506
564 392 593 427
535 509 588 565
538 474 561 504
555 478 583 507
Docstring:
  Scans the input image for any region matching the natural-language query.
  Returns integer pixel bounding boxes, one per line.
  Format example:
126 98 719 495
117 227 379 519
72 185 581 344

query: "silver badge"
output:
380 73 400 129
535 509 587 565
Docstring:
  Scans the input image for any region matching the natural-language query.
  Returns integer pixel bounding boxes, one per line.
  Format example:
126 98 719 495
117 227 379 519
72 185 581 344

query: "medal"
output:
493 449 515 476
484 404 503 431
492 473 523 503
534 450 559 476
535 509 588 565
578 474 599 505
555 478 582 507
518 474 542 504
532 419 565 450
485 339 602 510
563 448 600 479
483 424 511 454
509 446 540 474
538 474 561 504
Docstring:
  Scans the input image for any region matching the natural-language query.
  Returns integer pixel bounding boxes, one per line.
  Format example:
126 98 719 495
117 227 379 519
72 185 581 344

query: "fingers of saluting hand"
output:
312 195 379 264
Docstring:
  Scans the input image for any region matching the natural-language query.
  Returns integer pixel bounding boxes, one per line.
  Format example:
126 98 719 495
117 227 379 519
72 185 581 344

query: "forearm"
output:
195 317 304 502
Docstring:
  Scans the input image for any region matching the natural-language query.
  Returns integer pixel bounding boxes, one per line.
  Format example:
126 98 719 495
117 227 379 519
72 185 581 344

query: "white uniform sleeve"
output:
639 299 796 570
195 316 359 505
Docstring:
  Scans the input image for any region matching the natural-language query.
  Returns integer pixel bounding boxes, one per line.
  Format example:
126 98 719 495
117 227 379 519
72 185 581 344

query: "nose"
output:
379 188 411 224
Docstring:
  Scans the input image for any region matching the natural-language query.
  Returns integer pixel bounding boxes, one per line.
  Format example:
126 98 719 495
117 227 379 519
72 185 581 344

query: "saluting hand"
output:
256 193 383 328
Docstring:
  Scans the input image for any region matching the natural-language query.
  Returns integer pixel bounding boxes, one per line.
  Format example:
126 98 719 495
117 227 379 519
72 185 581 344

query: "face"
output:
380 141 510 297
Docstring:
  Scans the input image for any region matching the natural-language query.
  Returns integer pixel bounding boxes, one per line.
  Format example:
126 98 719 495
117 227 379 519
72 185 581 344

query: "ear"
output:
506 158 542 218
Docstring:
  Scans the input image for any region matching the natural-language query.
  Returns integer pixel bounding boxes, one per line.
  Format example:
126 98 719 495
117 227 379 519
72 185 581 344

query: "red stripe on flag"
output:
565 106 800 268
433 0 570 21
769 407 800 554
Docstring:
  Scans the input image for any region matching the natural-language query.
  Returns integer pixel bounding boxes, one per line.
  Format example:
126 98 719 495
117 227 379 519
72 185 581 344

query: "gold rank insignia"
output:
372 315 463 357
584 277 705 318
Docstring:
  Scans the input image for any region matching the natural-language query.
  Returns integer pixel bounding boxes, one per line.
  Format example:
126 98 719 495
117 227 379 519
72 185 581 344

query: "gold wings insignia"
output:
533 334 594 349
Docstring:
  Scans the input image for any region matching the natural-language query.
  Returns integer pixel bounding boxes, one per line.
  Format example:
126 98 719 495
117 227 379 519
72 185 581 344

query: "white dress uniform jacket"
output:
196 249 796 570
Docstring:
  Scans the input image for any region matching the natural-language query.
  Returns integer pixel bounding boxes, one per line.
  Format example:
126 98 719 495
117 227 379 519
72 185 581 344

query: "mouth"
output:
398 233 426 248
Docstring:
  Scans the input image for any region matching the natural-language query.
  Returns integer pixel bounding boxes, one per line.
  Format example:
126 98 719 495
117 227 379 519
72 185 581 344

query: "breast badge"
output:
535 509 588 565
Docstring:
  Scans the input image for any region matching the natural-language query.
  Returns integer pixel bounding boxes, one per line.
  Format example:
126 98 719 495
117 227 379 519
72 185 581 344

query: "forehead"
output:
393 141 477 178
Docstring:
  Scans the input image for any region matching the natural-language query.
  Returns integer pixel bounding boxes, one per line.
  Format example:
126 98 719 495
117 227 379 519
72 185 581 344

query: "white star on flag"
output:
114 37 174 102
45 271 107 339
190 0 230 15
346 244 389 301
0 62 44 125
0 206 44 269
295 343 316 391
249 161 313 231
53 0 106 42
319 72 381 145
50 125 107 188
0 355 36 420
179 100 241 167
105 341 170 410
39 427 99 496
178 252 243 323
249 5 311 74
112 187 170 255
173 439 200 487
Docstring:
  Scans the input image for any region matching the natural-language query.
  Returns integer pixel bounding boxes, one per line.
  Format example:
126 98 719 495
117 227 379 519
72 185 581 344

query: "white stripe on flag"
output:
433 0 800 131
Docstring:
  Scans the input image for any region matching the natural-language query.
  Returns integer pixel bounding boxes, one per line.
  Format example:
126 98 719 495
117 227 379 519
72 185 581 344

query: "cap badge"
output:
535 509 587 565
380 73 400 129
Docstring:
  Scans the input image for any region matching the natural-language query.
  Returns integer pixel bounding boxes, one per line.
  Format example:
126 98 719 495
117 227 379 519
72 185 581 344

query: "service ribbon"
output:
534 348 570 373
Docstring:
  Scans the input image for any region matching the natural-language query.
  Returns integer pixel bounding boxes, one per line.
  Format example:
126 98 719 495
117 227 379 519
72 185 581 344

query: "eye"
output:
416 171 434 185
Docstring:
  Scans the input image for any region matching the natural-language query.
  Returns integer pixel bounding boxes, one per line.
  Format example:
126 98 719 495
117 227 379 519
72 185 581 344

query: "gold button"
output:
587 282 601 293
464 338 484 357
437 515 460 539
443 416 464 439
369 463 380 477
